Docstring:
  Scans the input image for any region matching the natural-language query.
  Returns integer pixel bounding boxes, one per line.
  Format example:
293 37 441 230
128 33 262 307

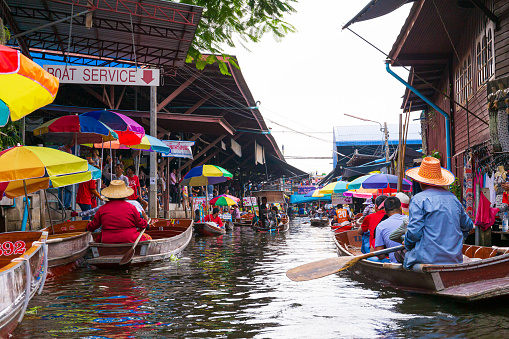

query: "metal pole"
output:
384 122 389 172
397 115 402 191
72 133 77 219
21 117 26 145
23 180 33 231
149 85 157 218
43 190 54 234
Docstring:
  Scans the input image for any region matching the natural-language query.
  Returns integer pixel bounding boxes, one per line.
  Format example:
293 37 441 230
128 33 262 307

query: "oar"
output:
286 245 405 282
119 219 151 265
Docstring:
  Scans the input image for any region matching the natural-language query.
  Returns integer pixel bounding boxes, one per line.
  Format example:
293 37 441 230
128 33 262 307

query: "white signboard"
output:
161 140 195 159
332 193 353 205
43 65 160 86
242 197 257 207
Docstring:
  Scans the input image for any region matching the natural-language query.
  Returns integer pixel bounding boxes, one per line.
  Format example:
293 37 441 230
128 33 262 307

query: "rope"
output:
129 13 138 68
432 0 461 62
65 3 74 68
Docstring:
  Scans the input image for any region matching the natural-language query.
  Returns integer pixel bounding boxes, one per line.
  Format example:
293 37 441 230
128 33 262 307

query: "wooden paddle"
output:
119 219 151 266
286 245 405 282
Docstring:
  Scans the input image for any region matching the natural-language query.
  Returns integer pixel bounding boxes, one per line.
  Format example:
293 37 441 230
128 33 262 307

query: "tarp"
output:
290 194 331 204
342 161 391 179
231 139 242 157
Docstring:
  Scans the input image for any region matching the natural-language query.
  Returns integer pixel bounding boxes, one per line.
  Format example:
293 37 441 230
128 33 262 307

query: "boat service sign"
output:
43 65 160 86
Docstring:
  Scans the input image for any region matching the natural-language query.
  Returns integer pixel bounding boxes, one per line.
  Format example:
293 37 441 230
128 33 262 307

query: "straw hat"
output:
363 198 373 205
405 157 455 186
101 180 134 199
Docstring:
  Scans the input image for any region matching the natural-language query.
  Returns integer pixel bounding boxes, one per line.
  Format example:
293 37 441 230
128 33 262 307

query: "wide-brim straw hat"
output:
405 157 455 186
101 180 134 199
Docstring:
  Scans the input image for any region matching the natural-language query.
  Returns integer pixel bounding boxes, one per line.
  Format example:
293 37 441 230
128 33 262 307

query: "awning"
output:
267 154 307 178
342 161 391 179
342 0 415 29
290 194 331 204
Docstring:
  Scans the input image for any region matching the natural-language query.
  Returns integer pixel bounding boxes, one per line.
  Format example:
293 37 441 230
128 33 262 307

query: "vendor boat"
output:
253 216 290 233
310 217 330 227
194 222 227 236
43 220 91 278
0 231 48 337
334 230 509 302
87 219 193 268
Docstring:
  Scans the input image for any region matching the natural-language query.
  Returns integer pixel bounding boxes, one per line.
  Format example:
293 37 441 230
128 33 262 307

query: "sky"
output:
229 1 415 175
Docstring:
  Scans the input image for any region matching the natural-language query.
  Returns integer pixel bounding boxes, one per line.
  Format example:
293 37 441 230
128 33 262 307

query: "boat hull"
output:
254 218 290 233
334 230 509 301
0 231 48 337
194 222 226 237
310 218 330 227
43 221 91 278
87 220 194 268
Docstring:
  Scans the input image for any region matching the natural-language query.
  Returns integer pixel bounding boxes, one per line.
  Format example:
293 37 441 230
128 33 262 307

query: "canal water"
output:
14 219 509 338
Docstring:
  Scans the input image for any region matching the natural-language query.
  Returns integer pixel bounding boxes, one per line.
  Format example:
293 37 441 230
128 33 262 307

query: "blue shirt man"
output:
404 186 473 269
374 197 405 263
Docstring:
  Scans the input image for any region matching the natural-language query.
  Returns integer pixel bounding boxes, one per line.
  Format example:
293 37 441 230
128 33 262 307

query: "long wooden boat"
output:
334 230 509 302
253 217 290 233
310 217 330 227
233 219 252 227
194 222 226 236
0 231 48 337
43 220 91 278
87 219 194 268
296 214 308 217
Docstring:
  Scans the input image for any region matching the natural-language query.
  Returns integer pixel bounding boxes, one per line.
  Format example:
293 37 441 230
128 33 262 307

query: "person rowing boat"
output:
86 180 152 244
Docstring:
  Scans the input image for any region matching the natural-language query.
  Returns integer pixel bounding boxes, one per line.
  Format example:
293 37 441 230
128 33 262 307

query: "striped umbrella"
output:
319 181 348 194
86 134 169 153
362 174 412 191
304 189 325 198
81 110 145 145
209 194 240 206
180 165 233 186
347 175 373 190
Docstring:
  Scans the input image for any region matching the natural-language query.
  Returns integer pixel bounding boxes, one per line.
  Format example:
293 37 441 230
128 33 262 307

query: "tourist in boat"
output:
362 198 375 216
126 165 148 211
231 204 241 219
86 180 151 243
334 204 351 225
404 157 473 268
357 195 387 252
372 197 407 263
112 163 129 187
267 206 281 228
204 207 224 228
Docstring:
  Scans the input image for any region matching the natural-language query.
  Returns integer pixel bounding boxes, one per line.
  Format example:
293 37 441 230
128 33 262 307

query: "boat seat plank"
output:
48 232 85 239
464 246 475 258
436 276 509 301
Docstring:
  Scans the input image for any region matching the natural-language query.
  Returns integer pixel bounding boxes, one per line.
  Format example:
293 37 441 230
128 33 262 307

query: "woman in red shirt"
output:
76 179 103 220
204 207 224 228
87 180 152 243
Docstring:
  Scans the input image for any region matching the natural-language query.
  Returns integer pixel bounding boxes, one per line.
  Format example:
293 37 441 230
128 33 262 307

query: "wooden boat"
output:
310 217 330 227
43 220 91 278
0 231 48 337
224 221 234 231
233 219 252 227
87 219 193 268
254 216 290 233
194 222 226 236
334 230 509 302
296 214 308 217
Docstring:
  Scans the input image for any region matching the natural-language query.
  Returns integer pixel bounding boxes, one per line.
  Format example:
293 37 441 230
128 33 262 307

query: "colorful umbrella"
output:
304 189 325 198
0 45 59 126
33 115 118 143
362 174 412 191
347 175 373 191
319 181 348 194
209 194 240 206
81 110 145 145
180 165 233 186
86 134 169 153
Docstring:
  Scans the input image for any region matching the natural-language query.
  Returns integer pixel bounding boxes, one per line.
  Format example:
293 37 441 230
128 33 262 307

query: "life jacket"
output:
336 208 349 224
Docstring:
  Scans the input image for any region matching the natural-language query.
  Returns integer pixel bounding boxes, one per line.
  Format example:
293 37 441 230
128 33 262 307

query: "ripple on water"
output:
13 219 509 338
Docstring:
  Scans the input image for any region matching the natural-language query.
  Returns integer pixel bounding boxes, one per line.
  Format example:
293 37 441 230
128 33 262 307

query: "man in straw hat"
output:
86 180 151 244
404 157 473 269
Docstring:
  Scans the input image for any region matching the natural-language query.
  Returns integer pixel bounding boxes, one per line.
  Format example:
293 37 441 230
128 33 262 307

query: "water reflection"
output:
14 218 509 338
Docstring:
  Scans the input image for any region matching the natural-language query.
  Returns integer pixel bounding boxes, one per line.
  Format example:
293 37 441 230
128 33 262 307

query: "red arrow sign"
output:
141 69 155 84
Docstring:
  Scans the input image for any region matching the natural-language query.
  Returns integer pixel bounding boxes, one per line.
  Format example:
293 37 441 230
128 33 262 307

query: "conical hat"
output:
405 157 455 186
101 180 134 199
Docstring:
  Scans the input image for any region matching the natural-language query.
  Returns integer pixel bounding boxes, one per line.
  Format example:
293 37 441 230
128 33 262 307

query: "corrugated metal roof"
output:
333 123 421 145
4 0 202 68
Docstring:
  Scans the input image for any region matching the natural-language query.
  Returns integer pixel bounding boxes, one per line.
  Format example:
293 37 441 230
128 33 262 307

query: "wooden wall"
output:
495 1 509 78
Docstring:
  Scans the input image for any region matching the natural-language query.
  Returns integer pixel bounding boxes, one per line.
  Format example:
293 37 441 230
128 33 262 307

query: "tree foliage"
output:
174 0 297 74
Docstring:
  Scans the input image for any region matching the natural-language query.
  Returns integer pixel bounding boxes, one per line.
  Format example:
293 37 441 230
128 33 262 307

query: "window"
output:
455 55 472 107
477 24 495 86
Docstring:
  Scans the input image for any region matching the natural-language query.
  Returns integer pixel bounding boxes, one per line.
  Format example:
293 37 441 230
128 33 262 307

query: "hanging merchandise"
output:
463 153 474 219
495 86 509 152
485 171 496 205
488 87 502 153
475 192 499 231
494 165 508 214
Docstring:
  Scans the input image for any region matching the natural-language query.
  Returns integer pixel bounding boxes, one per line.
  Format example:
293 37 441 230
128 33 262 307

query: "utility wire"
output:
345 27 488 126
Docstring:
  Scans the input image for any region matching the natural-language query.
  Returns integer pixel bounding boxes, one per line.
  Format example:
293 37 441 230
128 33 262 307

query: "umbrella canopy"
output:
362 174 412 191
320 181 348 194
33 115 118 144
180 165 233 186
81 110 145 145
347 175 374 190
0 146 93 198
0 45 59 126
343 188 379 199
209 194 240 206
304 189 325 198
86 134 169 153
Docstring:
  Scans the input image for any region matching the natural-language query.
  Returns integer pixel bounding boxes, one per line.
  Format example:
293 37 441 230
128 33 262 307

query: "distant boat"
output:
194 222 226 237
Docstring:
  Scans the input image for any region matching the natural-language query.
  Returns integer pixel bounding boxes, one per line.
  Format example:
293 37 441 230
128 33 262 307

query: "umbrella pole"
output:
23 180 33 231
72 133 78 220
44 189 54 234
99 137 104 197
109 141 112 182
